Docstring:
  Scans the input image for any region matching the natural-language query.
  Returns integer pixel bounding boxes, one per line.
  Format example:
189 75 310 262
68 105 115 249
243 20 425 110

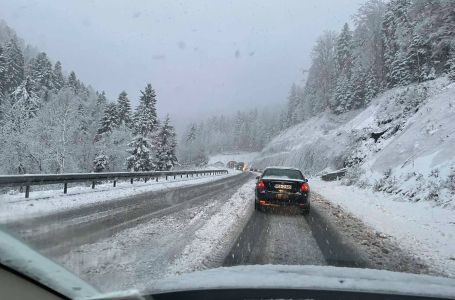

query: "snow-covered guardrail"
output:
320 168 347 181
0 169 228 198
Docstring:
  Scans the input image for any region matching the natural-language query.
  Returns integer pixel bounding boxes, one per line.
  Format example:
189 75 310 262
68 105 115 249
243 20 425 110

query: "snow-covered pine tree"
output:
76 102 90 136
67 71 80 92
96 91 107 107
331 71 352 114
186 124 197 144
29 52 54 94
93 154 109 172
90 91 106 136
365 67 379 103
97 102 119 135
77 81 90 102
335 23 353 75
407 33 431 83
286 83 299 127
393 53 413 86
353 0 387 89
127 84 159 171
3 38 25 94
332 23 354 113
126 135 155 171
52 61 65 90
382 0 412 87
155 115 178 171
409 0 455 77
116 91 132 127
133 84 159 136
310 31 338 111
351 61 366 109
382 2 397 87
11 76 39 119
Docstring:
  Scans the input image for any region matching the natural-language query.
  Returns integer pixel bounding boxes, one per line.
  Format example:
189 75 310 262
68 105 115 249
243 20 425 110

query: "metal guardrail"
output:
0 169 228 198
320 168 347 181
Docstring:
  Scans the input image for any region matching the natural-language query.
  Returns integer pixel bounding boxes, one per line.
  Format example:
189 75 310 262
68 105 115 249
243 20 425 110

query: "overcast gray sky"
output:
0 0 363 130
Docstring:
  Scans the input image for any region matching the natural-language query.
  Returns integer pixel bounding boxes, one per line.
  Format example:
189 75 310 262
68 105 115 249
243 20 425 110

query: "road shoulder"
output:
310 182 447 276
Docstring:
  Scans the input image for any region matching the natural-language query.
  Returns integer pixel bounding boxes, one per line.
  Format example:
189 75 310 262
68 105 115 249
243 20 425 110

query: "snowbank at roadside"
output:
0 171 237 223
311 178 455 277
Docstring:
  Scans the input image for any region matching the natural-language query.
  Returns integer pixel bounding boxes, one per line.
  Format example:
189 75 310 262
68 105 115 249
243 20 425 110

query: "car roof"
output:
264 166 302 172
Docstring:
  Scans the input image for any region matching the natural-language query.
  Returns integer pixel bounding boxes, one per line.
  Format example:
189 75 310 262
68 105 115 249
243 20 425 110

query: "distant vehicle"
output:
236 162 245 171
226 161 237 169
213 161 225 168
255 167 310 214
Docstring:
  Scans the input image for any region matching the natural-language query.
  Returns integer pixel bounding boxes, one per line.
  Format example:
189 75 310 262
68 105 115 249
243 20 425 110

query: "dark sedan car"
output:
255 167 310 214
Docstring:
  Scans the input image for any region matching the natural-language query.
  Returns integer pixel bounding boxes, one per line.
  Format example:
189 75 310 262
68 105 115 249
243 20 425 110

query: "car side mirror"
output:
256 176 260 180
304 178 308 183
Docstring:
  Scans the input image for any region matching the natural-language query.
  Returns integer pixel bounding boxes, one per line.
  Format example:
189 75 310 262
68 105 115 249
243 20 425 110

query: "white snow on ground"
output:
58 179 255 292
252 110 360 174
209 151 260 166
165 179 255 275
0 171 236 223
311 178 455 277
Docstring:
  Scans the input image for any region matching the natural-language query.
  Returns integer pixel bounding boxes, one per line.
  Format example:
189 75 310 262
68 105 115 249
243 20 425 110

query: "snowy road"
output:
225 192 428 275
224 209 326 266
2 172 434 292
5 172 250 257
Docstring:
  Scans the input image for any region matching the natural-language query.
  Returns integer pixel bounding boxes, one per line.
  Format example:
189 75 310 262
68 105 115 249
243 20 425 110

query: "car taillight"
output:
300 182 309 193
257 180 265 190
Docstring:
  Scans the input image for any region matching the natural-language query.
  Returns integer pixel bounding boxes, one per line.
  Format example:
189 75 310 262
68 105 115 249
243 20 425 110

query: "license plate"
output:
275 184 292 190
276 193 289 200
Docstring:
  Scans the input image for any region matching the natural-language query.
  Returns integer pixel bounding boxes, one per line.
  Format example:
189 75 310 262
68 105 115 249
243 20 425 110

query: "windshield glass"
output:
0 0 454 298
262 168 304 180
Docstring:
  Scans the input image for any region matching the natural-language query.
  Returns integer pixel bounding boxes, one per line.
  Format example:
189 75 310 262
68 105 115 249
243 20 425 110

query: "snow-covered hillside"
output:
254 77 455 208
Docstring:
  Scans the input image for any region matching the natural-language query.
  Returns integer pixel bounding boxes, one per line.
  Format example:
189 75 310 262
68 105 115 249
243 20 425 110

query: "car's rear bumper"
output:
256 191 310 209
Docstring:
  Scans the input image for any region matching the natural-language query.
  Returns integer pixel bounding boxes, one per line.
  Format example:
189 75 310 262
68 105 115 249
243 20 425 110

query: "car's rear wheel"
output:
254 200 259 210
254 200 264 212
300 203 310 215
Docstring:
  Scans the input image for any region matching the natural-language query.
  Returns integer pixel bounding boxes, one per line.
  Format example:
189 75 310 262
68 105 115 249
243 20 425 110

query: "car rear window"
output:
262 169 303 180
